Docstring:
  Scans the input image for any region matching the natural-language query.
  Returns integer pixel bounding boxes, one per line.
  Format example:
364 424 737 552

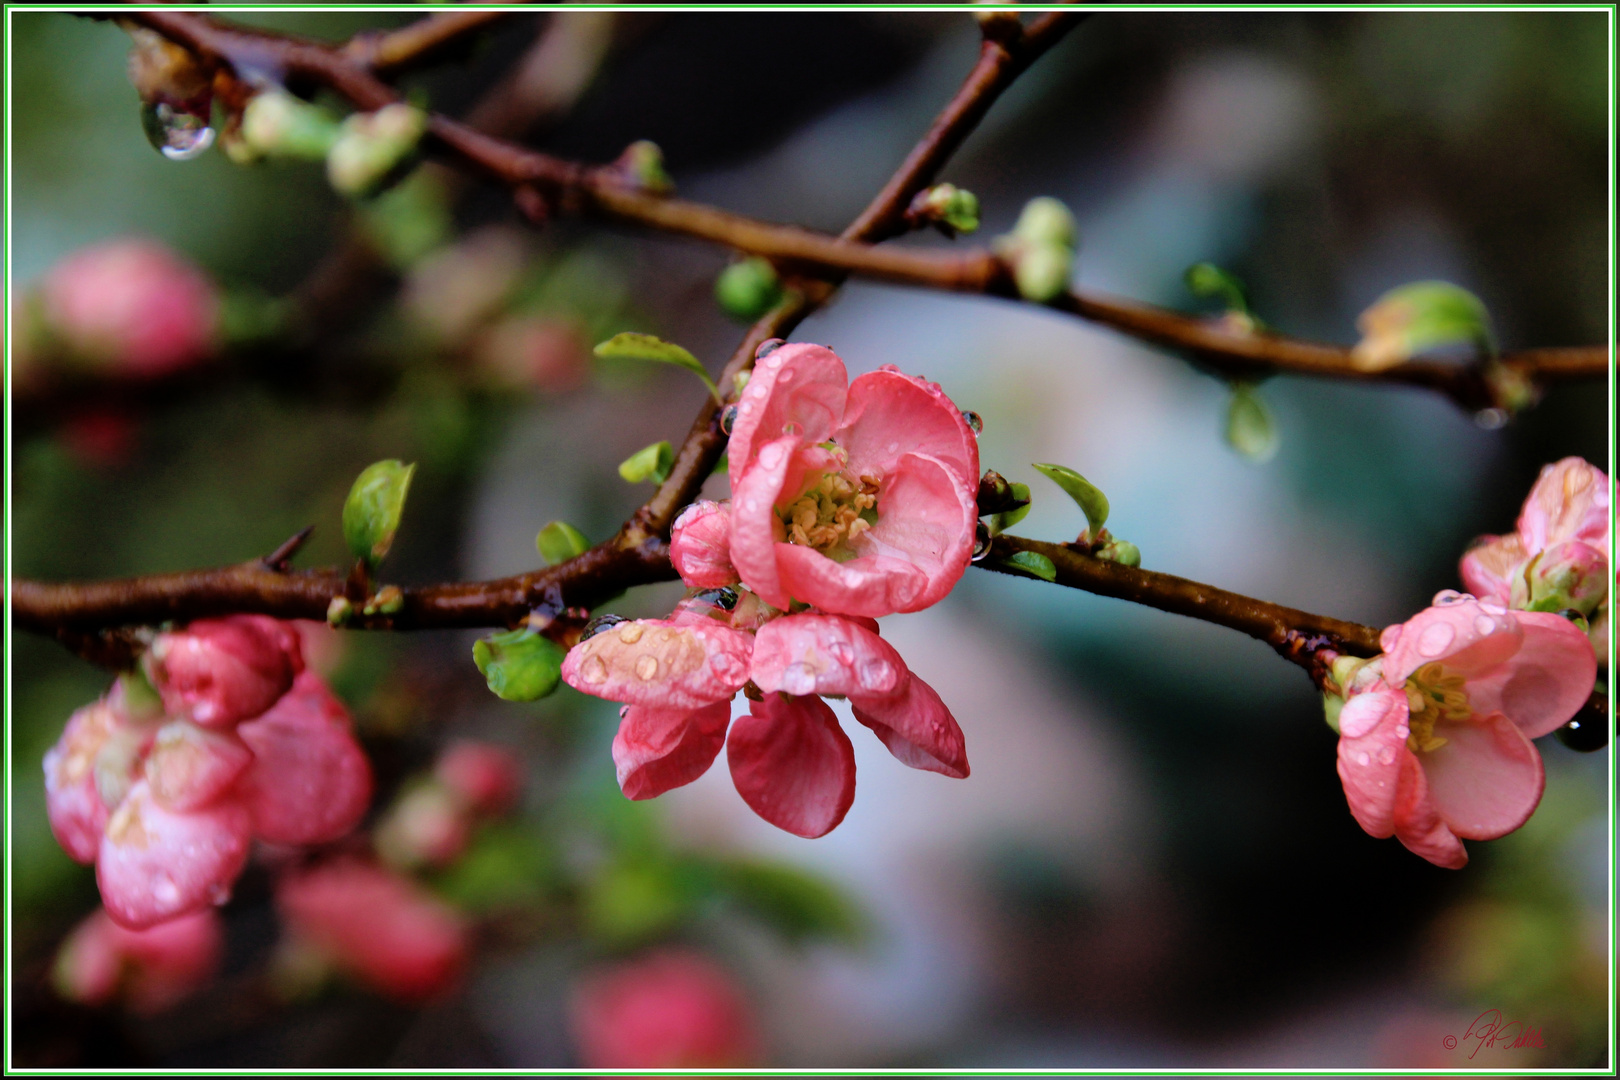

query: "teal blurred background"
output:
8 9 1610 1069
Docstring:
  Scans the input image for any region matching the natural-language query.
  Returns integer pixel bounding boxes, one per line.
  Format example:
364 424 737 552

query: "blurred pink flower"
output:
725 344 979 617
276 859 467 1004
569 949 760 1069
97 779 252 929
41 238 218 377
1335 592 1596 868
235 671 372 846
1461 457 1610 615
434 740 524 817
375 782 472 870
473 316 591 393
53 907 222 1015
44 697 158 865
146 615 304 728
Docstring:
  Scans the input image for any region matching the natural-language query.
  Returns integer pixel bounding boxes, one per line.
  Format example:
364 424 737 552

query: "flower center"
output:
780 448 879 559
1403 661 1469 752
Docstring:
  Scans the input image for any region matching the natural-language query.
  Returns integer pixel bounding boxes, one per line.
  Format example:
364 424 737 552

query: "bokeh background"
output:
8 9 1611 1070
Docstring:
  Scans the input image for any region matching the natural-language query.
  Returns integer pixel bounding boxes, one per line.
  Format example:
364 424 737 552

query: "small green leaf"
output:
715 257 785 322
618 441 675 485
1185 261 1251 315
714 858 866 946
1224 383 1279 463
1032 462 1109 535
342 459 416 570
1097 539 1141 567
593 331 720 402
535 520 590 566
1000 550 1057 581
472 628 563 701
1352 281 1495 372
989 481 1031 536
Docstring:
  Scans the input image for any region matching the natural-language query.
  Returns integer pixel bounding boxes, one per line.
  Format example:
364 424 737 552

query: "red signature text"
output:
1451 1009 1545 1059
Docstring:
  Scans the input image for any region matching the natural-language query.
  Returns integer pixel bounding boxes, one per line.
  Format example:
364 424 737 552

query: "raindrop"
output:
1473 408 1509 430
1473 616 1497 637
141 101 215 161
779 367 796 382
720 405 739 435
581 656 609 684
617 623 646 644
828 641 854 666
1556 712 1607 752
153 874 181 906
619 704 631 719
580 614 627 641
634 655 659 681
970 522 993 561
1417 622 1455 657
692 586 740 611
961 410 983 435
858 658 896 692
755 338 785 359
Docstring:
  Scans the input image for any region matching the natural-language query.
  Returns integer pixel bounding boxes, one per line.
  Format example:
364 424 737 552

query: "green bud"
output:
617 140 674 195
1097 539 1140 567
1013 196 1077 251
536 520 590 566
472 628 564 701
715 257 785 322
342 459 416 571
1322 690 1345 735
989 481 1031 536
241 90 342 160
326 103 428 198
357 171 453 270
999 550 1057 581
1351 281 1495 372
374 585 405 615
1032 462 1109 536
910 183 981 235
326 596 353 626
1224 383 1279 463
115 668 165 723
1013 244 1072 303
618 441 675 485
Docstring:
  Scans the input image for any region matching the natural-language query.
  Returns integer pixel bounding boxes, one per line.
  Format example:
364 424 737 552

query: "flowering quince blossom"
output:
43 619 372 930
52 907 222 1015
569 948 760 1069
1331 592 1595 869
564 344 976 839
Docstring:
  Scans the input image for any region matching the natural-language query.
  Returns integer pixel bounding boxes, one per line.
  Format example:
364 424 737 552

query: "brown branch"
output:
343 10 516 77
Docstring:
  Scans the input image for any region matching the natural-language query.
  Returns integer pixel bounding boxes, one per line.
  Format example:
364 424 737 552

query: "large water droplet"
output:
970 522 993 562
708 653 744 681
581 656 609 684
858 658 895 692
634 655 659 681
153 873 181 906
755 338 785 359
778 367 795 382
617 622 646 644
961 410 983 435
828 641 854 666
580 614 627 641
141 101 215 161
720 405 739 435
1376 744 1396 765
1473 616 1498 637
1417 621 1455 657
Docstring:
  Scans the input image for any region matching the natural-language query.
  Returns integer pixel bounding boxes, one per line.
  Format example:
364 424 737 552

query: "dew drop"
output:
887 441 899 454
1417 621 1455 657
708 653 743 681
755 338 785 359
970 522 993 562
779 367 795 382
140 101 215 161
580 614 627 641
961 410 983 435
619 704 631 719
581 656 609 684
1473 616 1498 637
153 873 181 906
692 586 740 611
1355 751 1370 767
634 655 659 681
858 658 895 692
760 443 785 467
828 641 854 666
617 622 646 644
720 405 739 435
1473 408 1509 430
1376 744 1396 765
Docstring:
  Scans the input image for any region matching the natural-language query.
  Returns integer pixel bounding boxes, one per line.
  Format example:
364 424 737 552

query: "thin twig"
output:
344 10 515 77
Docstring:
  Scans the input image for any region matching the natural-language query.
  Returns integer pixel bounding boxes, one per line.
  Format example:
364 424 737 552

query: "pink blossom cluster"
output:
44 616 373 929
569 948 760 1069
562 343 981 837
1329 458 1606 868
52 907 223 1015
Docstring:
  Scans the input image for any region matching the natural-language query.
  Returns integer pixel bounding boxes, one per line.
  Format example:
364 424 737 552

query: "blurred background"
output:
8 9 1610 1070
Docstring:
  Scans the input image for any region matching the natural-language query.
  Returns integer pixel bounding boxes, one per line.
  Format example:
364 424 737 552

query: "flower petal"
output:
1462 610 1597 738
44 700 131 864
1392 752 1468 869
1517 456 1610 551
837 367 979 487
1383 595 1520 684
1334 685 1410 838
1422 713 1545 840
727 435 798 609
97 780 252 930
670 501 739 588
561 619 753 709
851 671 969 779
1459 533 1525 605
143 721 253 812
235 672 373 845
750 613 908 699
146 615 302 728
725 343 846 477
726 694 855 838
615 701 731 800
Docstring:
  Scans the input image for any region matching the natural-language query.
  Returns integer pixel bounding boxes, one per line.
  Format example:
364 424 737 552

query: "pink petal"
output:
774 547 932 621
1517 456 1610 551
146 615 302 728
143 721 253 811
837 366 979 486
670 500 740 588
726 694 856 838
726 434 798 609
561 619 753 709
724 342 847 477
1382 596 1520 684
569 948 760 1069
97 780 252 930
749 613 908 699
1334 686 1410 839
1462 610 1597 738
56 908 223 1015
434 740 524 817
51 908 125 1007
44 701 125 864
614 701 731 800
1459 533 1525 604
851 672 969 779
1421 713 1544 840
1391 753 1468 869
235 672 373 846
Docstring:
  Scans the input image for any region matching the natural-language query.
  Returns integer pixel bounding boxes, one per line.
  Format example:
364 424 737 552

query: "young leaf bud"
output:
1224 382 1279 463
1032 462 1109 536
537 521 591 566
240 90 342 161
473 628 565 701
618 441 675 485
343 459 416 571
1351 281 1495 372
326 104 428 198
715 258 785 322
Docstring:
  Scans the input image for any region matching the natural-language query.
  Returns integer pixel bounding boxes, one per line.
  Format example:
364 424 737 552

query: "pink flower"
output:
569 949 760 1069
234 672 372 846
41 239 218 377
1334 592 1596 868
146 615 304 728
669 500 738 588
1516 457 1610 553
97 779 253 929
434 740 524 817
721 344 979 617
375 783 472 870
52 907 222 1015
276 859 468 1004
1461 457 1610 616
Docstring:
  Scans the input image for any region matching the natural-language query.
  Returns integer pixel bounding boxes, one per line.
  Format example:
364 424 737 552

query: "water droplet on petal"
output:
961 410 983 434
634 655 659 681
619 704 631 719
1432 590 1469 606
580 614 627 641
971 522 993 562
582 656 609 684
858 658 895 692
1417 622 1455 657
153 873 181 906
1355 751 1370 767
828 642 854 666
618 623 646 644
755 338 784 359
1473 616 1498 637
887 441 899 454
1376 744 1396 765
782 662 816 696
708 653 743 681
720 405 739 435
1474 408 1508 430
760 443 785 467
141 102 215 161
779 367 795 382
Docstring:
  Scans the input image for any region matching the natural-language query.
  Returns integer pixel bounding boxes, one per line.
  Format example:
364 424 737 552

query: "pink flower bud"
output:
670 501 739 588
147 615 303 728
40 239 218 377
569 949 761 1069
375 782 471 870
142 720 253 811
276 860 467 1004
97 780 252 930
434 740 524 818
1516 457 1610 553
53 907 222 1015
1525 539 1609 615
44 699 156 865
235 672 372 846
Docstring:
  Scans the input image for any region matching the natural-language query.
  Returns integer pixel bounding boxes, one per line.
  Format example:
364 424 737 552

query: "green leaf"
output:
715 257 785 322
714 858 866 946
535 520 590 566
1032 462 1109 535
593 331 720 401
989 481 1031 536
472 628 563 701
1184 261 1250 315
618 440 675 485
582 861 695 947
1352 281 1495 372
1224 383 1279 463
342 459 415 570
431 823 556 913
1000 550 1057 581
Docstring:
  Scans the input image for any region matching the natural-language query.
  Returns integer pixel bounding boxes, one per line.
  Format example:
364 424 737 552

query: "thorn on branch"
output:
262 525 316 572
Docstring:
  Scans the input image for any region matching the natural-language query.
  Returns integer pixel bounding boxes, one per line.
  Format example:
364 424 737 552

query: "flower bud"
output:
142 721 253 812
435 740 524 818
569 949 761 1068
97 780 253 930
240 90 342 161
146 615 303 728
715 257 784 321
1012 196 1077 251
906 182 980 236
375 782 471 869
614 139 674 195
326 104 428 198
44 699 154 864
1523 540 1609 617
53 907 222 1015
